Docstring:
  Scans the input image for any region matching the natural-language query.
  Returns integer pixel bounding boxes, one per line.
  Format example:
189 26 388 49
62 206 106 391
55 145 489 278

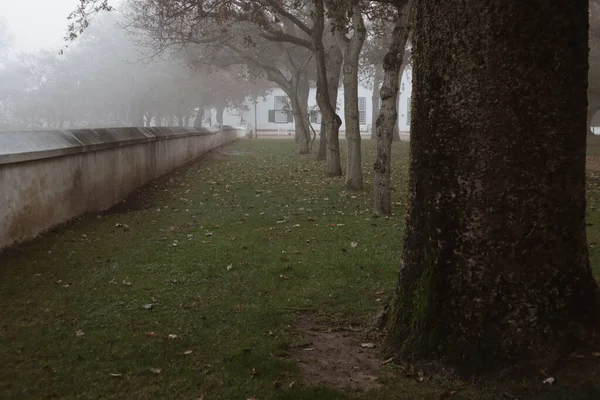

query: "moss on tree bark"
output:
385 0 600 376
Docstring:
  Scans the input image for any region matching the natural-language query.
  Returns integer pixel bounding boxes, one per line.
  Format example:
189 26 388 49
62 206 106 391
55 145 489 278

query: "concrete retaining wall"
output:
0 126 241 250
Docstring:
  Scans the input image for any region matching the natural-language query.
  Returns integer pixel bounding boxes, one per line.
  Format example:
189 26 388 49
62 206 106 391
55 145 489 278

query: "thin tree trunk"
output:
215 104 225 125
290 73 311 154
317 51 343 161
194 104 204 128
385 0 599 376
371 64 383 140
135 108 144 127
588 102 600 135
393 60 410 141
373 1 412 215
340 4 366 190
313 0 343 176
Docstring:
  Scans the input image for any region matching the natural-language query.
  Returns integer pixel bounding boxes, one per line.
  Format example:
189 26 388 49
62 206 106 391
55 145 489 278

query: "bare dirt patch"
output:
208 148 255 159
289 313 384 393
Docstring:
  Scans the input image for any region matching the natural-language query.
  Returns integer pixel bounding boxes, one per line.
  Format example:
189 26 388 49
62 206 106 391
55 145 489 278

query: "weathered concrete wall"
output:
0 126 241 250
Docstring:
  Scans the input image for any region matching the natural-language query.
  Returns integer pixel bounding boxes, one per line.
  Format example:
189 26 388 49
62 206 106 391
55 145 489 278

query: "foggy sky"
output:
1 0 82 53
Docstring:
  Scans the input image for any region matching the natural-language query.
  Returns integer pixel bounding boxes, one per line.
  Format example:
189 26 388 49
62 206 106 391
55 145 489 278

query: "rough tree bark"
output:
385 0 600 376
339 3 367 190
371 64 383 140
373 1 412 215
313 0 343 176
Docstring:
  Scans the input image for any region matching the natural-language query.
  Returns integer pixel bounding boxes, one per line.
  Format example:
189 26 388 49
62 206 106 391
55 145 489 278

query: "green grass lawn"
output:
1 139 599 400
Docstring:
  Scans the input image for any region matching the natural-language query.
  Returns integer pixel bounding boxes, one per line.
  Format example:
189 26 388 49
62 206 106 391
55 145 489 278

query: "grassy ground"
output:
1 139 599 400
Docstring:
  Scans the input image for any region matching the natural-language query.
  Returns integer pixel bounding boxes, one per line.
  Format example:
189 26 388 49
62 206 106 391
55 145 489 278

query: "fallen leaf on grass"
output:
150 368 162 374
361 343 375 348
142 304 153 310
226 264 233 271
251 368 260 379
168 334 178 339
542 377 555 385
115 223 130 231
182 350 193 355
75 329 85 337
351 241 358 248
121 280 132 286
109 373 123 377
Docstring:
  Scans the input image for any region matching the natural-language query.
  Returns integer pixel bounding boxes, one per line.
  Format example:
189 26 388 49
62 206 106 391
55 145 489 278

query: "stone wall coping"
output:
0 126 234 165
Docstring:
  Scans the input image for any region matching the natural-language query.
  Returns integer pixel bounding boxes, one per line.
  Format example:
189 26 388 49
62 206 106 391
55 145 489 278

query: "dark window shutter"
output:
287 112 294 123
268 110 275 123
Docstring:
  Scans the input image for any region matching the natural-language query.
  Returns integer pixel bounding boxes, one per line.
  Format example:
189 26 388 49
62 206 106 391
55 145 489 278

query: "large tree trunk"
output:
371 64 383 140
313 2 343 175
385 0 600 376
340 4 366 190
373 2 411 215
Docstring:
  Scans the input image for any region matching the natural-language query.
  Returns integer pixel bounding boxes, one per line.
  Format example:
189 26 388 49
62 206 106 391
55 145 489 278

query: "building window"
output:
358 97 366 125
274 95 291 123
407 97 411 125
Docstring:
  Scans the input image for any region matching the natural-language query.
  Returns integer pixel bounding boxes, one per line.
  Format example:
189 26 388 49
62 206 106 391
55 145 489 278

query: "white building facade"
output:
218 69 413 136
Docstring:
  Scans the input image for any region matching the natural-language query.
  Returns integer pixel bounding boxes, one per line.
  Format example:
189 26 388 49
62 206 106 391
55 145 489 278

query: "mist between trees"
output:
0 0 418 212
